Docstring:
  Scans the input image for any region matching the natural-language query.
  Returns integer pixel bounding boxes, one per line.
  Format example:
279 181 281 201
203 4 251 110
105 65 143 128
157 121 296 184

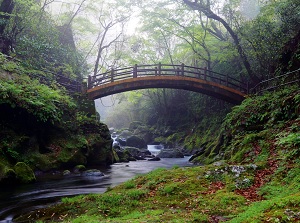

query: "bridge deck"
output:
87 64 247 104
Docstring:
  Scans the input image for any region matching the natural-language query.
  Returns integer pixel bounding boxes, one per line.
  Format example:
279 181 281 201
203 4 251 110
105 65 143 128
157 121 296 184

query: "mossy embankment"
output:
15 87 300 222
0 55 113 186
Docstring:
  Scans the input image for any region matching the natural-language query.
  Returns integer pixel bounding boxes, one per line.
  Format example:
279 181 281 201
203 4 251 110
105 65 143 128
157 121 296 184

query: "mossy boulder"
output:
74 164 86 173
0 163 17 185
124 146 151 159
126 136 146 149
63 170 71 175
14 162 36 184
86 135 113 166
157 148 184 158
119 130 132 139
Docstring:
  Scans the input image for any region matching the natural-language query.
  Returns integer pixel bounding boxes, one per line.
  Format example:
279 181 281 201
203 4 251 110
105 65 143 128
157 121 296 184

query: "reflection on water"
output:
0 156 192 222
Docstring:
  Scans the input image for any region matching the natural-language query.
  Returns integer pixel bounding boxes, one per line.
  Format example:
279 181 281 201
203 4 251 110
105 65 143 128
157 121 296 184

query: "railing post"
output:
176 67 180 76
111 68 114 82
181 63 184 76
133 64 137 78
158 62 161 75
155 67 158 76
88 75 92 89
204 67 207 80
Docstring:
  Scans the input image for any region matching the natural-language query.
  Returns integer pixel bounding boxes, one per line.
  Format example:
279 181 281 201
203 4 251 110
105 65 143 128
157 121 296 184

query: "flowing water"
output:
0 145 192 222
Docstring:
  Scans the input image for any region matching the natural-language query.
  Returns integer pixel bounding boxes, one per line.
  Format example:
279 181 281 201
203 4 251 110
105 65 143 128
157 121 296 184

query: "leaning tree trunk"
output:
182 0 261 84
0 0 14 54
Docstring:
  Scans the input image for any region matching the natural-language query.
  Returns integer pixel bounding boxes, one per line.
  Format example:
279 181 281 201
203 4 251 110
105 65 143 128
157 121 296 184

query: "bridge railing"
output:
88 63 248 93
250 68 300 94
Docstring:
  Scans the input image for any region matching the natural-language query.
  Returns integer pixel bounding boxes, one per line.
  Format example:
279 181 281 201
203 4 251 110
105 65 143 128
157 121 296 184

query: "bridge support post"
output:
158 62 161 75
111 69 114 82
133 64 137 78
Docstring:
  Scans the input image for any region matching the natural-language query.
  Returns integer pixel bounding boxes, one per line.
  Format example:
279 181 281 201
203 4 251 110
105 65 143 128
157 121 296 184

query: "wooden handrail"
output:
88 63 248 93
250 68 300 94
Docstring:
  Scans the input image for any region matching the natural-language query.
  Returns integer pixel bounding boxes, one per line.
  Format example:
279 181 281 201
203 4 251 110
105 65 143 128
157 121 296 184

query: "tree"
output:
182 0 261 84
0 0 14 54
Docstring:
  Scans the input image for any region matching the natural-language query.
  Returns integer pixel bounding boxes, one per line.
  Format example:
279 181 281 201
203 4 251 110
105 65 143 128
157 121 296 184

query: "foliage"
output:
276 132 300 147
14 162 36 183
0 74 75 123
223 87 300 136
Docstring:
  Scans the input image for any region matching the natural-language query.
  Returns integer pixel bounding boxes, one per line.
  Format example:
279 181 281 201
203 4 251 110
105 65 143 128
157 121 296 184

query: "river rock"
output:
132 125 153 145
157 149 184 158
119 130 132 139
124 146 151 158
126 136 146 149
0 166 17 186
116 138 126 146
114 147 133 162
74 165 86 173
14 162 36 183
148 157 161 161
63 170 71 175
83 169 104 177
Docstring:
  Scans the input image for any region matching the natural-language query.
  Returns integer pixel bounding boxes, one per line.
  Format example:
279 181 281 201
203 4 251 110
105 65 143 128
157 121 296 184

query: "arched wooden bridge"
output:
87 64 248 104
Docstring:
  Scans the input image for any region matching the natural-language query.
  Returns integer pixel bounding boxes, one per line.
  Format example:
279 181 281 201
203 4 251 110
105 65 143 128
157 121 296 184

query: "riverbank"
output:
0 157 192 221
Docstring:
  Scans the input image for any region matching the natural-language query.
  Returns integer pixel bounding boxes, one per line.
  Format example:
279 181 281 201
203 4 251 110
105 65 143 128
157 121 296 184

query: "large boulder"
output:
116 138 126 146
126 136 146 149
124 146 151 159
157 149 184 158
114 147 136 162
148 157 161 161
132 125 153 145
14 162 36 183
119 130 132 139
0 163 17 185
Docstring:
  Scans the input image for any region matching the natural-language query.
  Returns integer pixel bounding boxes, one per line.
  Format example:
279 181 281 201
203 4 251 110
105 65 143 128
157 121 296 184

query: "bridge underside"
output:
87 76 246 104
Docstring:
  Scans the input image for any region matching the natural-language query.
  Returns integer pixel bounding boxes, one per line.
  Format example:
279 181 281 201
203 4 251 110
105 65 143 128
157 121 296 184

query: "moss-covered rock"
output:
126 135 146 149
14 162 36 184
74 164 86 172
0 163 17 185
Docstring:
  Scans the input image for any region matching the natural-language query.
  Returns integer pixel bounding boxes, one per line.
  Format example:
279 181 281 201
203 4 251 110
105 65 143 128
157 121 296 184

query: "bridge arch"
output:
87 64 247 104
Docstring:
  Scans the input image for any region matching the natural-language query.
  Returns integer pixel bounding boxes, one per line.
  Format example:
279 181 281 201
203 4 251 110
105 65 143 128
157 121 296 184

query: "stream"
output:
0 145 193 222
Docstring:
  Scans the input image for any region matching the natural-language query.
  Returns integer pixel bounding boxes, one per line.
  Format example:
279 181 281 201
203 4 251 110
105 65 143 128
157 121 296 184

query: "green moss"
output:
74 165 86 172
112 149 120 162
14 162 36 183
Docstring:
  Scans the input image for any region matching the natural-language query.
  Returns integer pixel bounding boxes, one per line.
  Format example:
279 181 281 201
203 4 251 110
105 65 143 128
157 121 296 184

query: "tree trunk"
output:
182 0 261 84
0 0 14 54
